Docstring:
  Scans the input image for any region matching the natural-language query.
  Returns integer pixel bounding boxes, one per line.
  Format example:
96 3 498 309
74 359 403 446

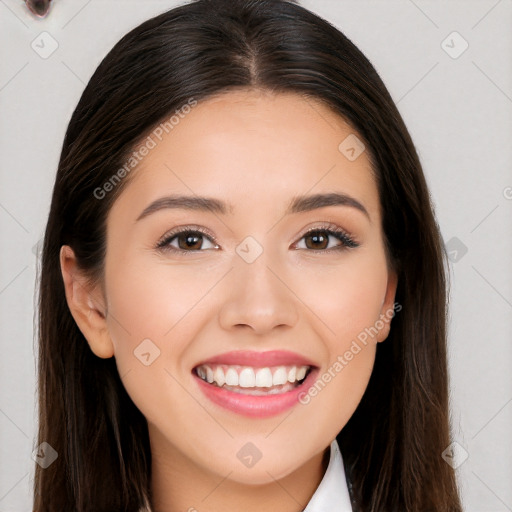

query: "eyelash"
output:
155 223 360 256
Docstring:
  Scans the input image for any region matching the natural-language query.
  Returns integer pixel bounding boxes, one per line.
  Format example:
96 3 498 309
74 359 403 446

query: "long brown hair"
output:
34 0 462 510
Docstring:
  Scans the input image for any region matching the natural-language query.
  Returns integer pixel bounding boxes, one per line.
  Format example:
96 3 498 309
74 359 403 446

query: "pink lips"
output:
192 350 318 418
195 349 316 368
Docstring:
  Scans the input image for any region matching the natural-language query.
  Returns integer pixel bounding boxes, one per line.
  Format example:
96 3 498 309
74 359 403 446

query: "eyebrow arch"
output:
136 195 230 221
287 192 370 220
135 192 370 222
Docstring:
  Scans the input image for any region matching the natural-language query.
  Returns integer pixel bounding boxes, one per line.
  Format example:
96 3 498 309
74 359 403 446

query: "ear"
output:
376 269 398 343
60 245 114 358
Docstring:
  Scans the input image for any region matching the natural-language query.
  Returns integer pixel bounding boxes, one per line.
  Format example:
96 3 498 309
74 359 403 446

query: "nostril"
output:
25 0 52 18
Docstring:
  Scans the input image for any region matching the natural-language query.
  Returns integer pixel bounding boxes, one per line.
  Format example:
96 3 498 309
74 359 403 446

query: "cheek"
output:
294 271 382 436
285 253 388 431
102 258 210 449
293 251 389 348
104 253 218 352
296 342 376 447
102 254 225 419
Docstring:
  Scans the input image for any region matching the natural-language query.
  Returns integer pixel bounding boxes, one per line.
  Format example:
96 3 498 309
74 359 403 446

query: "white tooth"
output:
273 367 288 386
205 366 214 383
287 366 297 383
197 366 206 380
296 366 307 381
255 368 273 387
213 366 225 387
239 368 256 388
225 368 239 386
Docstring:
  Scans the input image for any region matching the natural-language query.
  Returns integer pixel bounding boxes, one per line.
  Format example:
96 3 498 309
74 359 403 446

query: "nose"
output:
218 253 299 335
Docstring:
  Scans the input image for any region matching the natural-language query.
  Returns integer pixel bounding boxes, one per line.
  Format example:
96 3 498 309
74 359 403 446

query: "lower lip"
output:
193 368 319 418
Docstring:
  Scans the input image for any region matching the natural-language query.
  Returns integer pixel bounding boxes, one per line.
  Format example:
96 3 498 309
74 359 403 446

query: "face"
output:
63 89 397 488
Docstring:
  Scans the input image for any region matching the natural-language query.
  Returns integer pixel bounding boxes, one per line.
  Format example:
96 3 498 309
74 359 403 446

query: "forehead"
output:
110 89 381 224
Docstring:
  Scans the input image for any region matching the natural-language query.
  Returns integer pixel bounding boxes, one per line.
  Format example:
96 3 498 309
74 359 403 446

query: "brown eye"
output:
295 226 359 252
157 229 219 254
176 232 204 250
304 230 330 250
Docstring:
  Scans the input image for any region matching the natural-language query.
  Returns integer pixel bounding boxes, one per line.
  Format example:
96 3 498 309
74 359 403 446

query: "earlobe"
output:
376 270 398 343
60 245 114 359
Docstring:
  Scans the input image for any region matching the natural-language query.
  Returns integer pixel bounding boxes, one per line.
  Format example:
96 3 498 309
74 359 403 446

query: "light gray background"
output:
1 0 511 510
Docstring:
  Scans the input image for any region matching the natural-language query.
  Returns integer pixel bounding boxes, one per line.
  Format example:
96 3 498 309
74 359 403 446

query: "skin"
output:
61 89 397 512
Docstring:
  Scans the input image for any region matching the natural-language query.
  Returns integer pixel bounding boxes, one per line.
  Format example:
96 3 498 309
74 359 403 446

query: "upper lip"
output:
193 350 318 369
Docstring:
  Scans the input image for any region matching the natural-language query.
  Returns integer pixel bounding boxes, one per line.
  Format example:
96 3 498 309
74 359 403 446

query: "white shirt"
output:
303 439 353 512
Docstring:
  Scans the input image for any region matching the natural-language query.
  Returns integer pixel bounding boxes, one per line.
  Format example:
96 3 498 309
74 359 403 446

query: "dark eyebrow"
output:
287 192 370 220
136 195 230 221
136 192 370 221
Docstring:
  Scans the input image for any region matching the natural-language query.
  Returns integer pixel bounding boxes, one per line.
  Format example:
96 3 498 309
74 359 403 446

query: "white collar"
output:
303 439 353 512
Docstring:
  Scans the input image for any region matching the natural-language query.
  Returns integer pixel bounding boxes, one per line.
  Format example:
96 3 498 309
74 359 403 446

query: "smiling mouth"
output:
193 364 313 396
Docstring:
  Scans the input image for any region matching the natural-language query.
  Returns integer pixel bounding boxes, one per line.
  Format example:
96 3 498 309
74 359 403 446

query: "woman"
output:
34 0 463 510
